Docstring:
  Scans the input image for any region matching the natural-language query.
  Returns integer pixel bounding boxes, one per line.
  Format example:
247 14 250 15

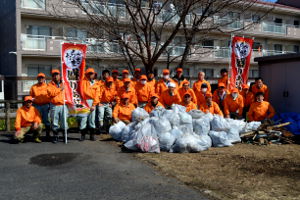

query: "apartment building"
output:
0 0 300 99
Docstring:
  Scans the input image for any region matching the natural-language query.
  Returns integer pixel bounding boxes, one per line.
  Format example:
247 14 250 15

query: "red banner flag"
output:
230 36 254 90
61 43 90 116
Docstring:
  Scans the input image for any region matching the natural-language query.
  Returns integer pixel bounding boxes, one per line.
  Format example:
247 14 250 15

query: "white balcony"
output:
21 0 45 10
262 22 286 34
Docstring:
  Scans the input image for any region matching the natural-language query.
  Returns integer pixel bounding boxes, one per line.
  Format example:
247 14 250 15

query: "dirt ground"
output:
100 135 300 200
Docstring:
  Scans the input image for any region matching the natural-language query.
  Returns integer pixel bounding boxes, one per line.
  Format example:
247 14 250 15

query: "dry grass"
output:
100 134 300 200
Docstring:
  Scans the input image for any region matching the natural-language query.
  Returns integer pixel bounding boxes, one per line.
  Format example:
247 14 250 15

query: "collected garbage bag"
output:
211 115 230 132
121 122 137 142
227 128 241 144
226 118 246 134
170 127 184 138
242 121 261 133
132 107 150 122
204 112 214 122
151 117 172 135
162 110 180 127
193 118 210 136
150 106 165 117
170 133 211 153
177 124 194 135
158 132 176 151
171 104 187 113
179 112 193 124
125 120 160 153
109 121 126 141
209 131 232 147
188 109 205 119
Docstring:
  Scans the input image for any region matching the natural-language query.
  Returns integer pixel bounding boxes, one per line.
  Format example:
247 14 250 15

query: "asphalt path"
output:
0 133 208 200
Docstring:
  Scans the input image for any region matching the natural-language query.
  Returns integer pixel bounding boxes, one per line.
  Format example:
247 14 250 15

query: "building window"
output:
26 25 52 36
21 0 45 9
202 40 214 48
294 45 300 53
66 28 87 40
249 70 259 78
274 18 282 25
27 64 52 77
294 20 299 28
253 42 262 50
252 14 261 23
274 44 283 52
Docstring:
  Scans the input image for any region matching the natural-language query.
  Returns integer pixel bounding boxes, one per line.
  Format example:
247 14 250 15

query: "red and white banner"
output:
230 36 254 90
61 43 90 116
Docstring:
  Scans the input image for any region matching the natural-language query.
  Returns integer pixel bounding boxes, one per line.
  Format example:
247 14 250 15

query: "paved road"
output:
0 133 208 200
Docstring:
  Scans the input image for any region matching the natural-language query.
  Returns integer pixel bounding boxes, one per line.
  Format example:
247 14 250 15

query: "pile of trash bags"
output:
109 105 261 153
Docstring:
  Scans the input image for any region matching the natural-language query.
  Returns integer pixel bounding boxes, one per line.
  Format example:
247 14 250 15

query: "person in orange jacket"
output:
30 72 51 140
117 78 138 106
195 83 210 108
193 71 212 95
251 77 269 102
199 93 223 116
147 71 156 92
113 93 136 124
218 68 229 87
213 82 229 112
47 69 68 143
181 92 197 112
97 69 110 88
98 76 117 132
173 67 186 87
79 68 100 141
144 93 164 113
248 92 275 122
14 96 43 143
118 69 132 89
112 69 122 90
240 84 254 119
160 82 181 109
178 80 197 105
156 69 177 97
131 68 141 87
135 75 153 108
223 88 244 119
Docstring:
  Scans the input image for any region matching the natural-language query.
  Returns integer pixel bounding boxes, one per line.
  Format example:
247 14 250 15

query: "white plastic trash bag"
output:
211 115 230 132
132 107 150 122
227 128 241 144
121 122 137 142
158 132 176 151
109 121 127 141
151 117 172 135
170 127 184 138
170 133 210 153
193 118 210 136
209 131 232 147
150 106 165 117
203 112 214 122
171 104 186 113
188 109 205 119
179 112 193 124
242 121 262 133
161 110 180 127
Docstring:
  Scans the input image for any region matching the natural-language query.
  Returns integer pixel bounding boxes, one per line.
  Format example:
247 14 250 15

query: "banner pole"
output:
61 42 68 144
228 34 234 89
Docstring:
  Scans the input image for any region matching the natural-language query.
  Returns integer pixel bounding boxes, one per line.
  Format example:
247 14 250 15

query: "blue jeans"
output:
77 99 96 130
34 104 50 127
50 104 68 132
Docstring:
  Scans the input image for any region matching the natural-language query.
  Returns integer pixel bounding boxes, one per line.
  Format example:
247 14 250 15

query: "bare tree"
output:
51 0 272 74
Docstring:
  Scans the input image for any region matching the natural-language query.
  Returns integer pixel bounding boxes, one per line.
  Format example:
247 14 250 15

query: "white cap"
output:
168 82 176 88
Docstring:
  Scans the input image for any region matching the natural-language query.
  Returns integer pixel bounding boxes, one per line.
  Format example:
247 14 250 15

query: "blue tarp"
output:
273 112 300 135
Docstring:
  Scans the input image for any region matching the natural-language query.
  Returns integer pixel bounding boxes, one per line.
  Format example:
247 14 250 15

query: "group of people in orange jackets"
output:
14 67 275 143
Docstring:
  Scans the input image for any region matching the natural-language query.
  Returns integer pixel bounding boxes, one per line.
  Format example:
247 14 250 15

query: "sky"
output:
262 0 277 2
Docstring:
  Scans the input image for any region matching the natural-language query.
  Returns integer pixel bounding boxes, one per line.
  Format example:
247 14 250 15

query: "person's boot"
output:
89 128 96 141
52 131 59 144
45 126 51 142
79 129 86 141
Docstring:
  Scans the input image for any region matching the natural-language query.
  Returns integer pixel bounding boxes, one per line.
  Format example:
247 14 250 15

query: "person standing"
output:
240 84 254 119
156 69 177 97
131 68 141 88
14 96 43 143
147 71 156 93
193 71 212 94
213 83 229 112
112 69 121 90
47 69 68 143
79 68 99 141
135 75 152 108
173 67 185 87
251 77 269 102
30 72 51 141
98 76 117 132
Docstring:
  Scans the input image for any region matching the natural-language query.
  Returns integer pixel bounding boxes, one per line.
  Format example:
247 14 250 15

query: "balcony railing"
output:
21 0 45 10
262 22 286 34
21 34 46 51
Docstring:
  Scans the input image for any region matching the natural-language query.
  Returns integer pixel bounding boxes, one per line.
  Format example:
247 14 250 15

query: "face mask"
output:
163 75 169 79
201 88 207 93
141 80 147 85
232 93 238 100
